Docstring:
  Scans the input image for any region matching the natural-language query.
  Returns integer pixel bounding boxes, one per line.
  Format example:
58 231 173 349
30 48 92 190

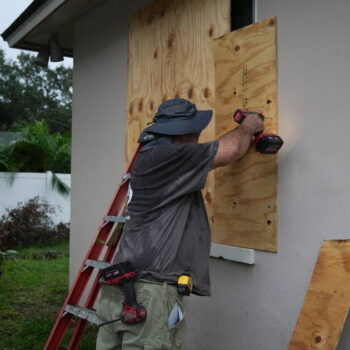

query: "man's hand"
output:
241 113 264 138
211 113 265 169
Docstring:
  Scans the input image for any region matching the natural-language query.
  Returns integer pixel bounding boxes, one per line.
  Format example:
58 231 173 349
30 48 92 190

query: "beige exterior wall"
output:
71 0 350 349
71 0 148 282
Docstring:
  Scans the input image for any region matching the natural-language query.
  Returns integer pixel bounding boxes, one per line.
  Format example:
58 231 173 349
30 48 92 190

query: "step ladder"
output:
43 144 143 350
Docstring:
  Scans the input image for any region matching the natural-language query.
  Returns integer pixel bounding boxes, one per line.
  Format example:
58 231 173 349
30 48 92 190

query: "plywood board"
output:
288 240 350 350
211 17 278 251
126 0 230 221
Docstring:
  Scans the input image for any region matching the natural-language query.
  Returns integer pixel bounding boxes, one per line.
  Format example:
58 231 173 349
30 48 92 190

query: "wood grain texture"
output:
288 240 350 350
211 17 278 251
126 0 230 220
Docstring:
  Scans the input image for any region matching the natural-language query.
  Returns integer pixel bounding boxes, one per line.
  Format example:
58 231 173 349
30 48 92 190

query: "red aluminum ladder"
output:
43 143 142 350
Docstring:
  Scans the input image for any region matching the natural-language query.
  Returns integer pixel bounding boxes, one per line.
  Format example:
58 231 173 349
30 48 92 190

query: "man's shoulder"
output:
141 141 218 156
136 141 218 172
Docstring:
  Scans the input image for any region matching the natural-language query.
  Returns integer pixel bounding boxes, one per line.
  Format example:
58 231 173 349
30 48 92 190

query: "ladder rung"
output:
107 222 124 246
85 259 112 269
104 216 129 223
64 305 104 326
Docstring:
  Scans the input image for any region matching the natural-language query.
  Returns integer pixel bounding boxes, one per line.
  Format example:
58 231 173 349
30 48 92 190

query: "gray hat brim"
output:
143 110 213 135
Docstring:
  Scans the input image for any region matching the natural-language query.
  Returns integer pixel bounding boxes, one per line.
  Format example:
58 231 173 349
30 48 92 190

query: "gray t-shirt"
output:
114 140 219 296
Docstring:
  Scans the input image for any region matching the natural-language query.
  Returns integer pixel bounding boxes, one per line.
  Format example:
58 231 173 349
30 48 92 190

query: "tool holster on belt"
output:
101 261 147 324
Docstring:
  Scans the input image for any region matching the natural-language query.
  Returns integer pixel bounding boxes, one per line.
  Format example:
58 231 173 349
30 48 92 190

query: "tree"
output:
0 120 71 196
0 49 72 133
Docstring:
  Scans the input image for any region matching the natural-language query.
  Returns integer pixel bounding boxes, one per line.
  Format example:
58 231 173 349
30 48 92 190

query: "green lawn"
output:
0 242 98 350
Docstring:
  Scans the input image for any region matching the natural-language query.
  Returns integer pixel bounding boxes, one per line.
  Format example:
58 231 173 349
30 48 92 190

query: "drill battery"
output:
102 261 136 285
255 133 284 154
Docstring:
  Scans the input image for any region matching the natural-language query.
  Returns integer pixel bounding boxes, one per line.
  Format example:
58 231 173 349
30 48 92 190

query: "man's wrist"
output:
239 124 255 136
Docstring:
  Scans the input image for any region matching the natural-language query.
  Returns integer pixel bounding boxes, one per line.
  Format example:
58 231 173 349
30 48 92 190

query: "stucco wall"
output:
71 0 148 281
187 1 350 349
72 0 350 349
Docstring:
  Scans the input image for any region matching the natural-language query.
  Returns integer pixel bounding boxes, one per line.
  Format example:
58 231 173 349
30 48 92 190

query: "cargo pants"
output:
96 279 185 350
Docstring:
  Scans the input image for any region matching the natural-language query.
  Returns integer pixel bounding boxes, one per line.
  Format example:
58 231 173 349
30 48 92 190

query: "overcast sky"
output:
0 0 73 67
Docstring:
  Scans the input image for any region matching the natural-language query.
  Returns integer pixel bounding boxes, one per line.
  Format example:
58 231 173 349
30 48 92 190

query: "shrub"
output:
0 120 71 197
0 197 69 250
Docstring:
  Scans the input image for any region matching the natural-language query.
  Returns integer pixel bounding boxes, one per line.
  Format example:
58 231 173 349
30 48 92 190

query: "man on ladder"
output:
96 98 264 349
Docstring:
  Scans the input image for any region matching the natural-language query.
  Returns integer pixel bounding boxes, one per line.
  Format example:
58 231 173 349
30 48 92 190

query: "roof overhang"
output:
1 0 106 58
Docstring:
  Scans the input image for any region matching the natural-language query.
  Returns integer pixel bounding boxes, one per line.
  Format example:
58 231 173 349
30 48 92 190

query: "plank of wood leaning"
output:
126 0 230 220
211 17 278 251
288 240 350 350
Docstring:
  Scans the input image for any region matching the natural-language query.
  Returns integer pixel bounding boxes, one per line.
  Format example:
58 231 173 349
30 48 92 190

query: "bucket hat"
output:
143 98 213 135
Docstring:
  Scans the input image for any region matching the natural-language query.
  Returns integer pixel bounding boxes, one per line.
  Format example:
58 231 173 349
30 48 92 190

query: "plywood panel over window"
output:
126 0 231 221
211 17 278 252
126 2 279 252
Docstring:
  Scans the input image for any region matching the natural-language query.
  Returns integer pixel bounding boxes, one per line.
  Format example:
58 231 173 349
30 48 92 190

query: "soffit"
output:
2 0 106 57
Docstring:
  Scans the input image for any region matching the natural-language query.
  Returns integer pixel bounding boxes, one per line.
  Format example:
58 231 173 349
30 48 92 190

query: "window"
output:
231 0 256 31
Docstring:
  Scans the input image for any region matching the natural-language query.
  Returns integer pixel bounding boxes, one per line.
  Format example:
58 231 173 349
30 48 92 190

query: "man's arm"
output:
211 114 264 169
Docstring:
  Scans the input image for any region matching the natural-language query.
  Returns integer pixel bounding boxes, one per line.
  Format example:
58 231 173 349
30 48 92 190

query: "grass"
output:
0 242 98 350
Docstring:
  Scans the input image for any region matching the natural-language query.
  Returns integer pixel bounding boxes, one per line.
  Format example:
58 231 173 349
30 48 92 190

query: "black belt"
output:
141 274 163 283
141 274 178 287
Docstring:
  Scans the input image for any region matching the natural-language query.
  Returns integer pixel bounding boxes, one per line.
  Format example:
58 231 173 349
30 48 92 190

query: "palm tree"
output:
0 120 71 196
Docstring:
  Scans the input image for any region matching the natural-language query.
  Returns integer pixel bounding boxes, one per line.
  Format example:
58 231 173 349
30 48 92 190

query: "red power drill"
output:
233 109 284 154
101 261 147 325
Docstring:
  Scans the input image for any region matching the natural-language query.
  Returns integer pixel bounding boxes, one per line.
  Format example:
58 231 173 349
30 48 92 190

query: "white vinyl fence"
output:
0 172 70 224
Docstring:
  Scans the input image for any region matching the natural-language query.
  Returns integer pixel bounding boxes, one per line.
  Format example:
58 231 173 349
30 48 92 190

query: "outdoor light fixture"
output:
49 35 63 62
34 34 63 68
34 46 50 68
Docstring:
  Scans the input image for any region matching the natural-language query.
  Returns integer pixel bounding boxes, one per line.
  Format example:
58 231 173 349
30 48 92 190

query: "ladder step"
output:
104 216 129 223
107 222 124 246
123 173 131 181
85 259 112 269
64 305 104 326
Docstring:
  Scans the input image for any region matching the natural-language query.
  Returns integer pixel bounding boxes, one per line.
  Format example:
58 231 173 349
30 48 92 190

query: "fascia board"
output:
6 0 66 47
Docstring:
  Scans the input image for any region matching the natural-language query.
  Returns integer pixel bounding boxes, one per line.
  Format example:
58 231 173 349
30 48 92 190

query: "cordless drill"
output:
233 109 284 154
101 261 147 325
